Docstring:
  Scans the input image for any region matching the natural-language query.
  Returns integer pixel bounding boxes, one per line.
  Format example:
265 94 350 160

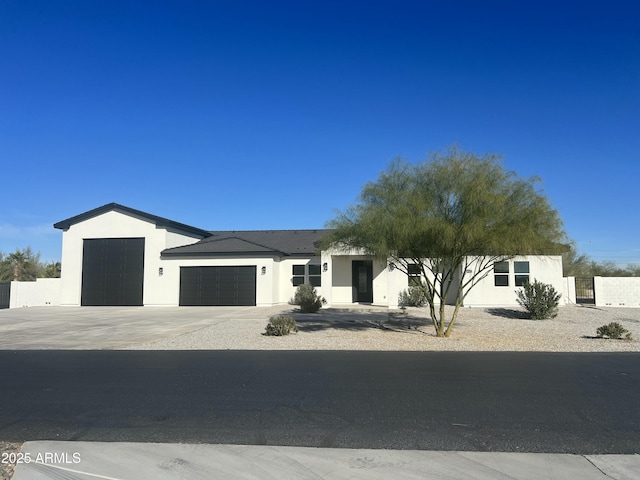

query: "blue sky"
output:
1 1 638 264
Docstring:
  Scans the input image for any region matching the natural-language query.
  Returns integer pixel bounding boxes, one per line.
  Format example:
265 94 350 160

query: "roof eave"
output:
53 203 211 238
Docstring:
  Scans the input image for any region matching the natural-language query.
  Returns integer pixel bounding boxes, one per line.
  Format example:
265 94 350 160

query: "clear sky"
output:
1 1 638 264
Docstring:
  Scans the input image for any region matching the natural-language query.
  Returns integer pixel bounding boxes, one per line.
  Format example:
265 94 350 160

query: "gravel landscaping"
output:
130 304 640 352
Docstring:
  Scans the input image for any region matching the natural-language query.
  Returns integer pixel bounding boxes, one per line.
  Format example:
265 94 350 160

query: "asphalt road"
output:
1 351 638 454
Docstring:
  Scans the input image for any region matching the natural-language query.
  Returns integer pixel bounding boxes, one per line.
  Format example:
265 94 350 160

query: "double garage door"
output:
180 266 256 306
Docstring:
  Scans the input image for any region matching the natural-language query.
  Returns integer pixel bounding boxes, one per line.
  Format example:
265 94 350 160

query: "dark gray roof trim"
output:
162 229 327 257
53 202 211 238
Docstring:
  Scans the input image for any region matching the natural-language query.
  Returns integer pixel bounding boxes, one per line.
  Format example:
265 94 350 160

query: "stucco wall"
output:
461 255 564 307
155 256 277 306
276 257 323 304
328 255 389 306
594 277 640 307
9 278 61 308
58 210 202 306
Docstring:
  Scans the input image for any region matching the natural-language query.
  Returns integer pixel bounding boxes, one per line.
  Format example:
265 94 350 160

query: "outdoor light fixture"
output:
323 262 328 272
261 266 267 275
388 262 395 272
158 267 163 276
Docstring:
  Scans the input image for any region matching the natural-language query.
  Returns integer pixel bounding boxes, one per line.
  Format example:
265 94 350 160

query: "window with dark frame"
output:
292 264 305 286
494 261 509 286
408 263 422 286
308 264 322 287
514 261 530 287
292 264 322 287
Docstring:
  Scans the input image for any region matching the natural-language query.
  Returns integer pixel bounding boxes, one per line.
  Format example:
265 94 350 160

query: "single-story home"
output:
53 203 565 308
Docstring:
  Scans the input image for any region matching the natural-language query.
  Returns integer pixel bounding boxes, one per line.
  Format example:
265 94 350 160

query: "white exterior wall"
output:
275 257 323 304
462 255 564 307
562 276 577 305
9 278 61 308
594 277 640 307
155 256 277 306
327 255 389 306
58 210 201 306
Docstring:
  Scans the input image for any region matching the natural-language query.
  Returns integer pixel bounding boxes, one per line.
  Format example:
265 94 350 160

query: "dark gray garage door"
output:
81 238 145 306
180 266 256 306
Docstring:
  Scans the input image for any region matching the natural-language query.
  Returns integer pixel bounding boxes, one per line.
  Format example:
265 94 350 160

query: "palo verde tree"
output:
323 147 566 337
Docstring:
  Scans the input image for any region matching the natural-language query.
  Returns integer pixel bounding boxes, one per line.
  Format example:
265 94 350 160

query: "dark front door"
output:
352 260 373 303
81 238 145 306
180 266 256 306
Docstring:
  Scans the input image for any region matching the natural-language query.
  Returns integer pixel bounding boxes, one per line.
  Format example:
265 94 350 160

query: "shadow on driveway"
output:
290 308 432 333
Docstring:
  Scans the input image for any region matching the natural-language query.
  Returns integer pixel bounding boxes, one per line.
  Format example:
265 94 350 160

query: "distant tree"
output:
562 242 594 277
0 247 60 281
7 247 41 281
41 261 62 278
563 243 640 277
324 147 566 337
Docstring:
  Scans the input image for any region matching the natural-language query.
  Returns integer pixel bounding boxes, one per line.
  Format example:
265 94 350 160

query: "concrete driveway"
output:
0 306 288 349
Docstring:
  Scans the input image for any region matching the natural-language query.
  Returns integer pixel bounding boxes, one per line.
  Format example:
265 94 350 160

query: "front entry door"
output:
352 260 373 303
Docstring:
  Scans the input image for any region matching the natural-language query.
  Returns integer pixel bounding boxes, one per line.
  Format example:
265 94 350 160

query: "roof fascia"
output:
53 203 211 238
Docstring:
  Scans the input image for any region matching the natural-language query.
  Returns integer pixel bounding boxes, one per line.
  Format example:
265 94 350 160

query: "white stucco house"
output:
52 203 565 308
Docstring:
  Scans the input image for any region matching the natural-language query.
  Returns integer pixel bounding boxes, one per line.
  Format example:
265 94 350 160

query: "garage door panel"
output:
82 238 145 306
179 266 256 306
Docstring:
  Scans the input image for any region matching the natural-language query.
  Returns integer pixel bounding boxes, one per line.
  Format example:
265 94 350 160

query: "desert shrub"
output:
515 280 561 319
596 322 632 340
289 283 326 313
264 315 298 336
398 285 428 307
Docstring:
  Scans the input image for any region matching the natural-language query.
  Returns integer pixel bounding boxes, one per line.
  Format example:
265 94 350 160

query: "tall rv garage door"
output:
180 266 256 306
81 238 145 306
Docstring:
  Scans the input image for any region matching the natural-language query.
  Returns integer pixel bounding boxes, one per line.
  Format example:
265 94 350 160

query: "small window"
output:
514 261 530 286
408 263 422 286
494 261 509 287
292 265 305 286
309 264 322 287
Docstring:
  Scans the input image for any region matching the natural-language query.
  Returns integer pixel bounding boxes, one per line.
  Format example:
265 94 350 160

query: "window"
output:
308 264 322 287
494 261 509 286
408 263 422 286
514 261 530 287
292 265 305 286
292 264 322 287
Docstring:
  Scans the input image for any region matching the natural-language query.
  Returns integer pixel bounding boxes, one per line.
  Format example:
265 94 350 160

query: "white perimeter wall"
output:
9 278 61 308
594 277 640 307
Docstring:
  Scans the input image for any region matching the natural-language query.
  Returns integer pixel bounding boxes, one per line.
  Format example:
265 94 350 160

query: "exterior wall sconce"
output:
158 267 163 276
261 266 267 275
388 262 395 272
323 262 328 272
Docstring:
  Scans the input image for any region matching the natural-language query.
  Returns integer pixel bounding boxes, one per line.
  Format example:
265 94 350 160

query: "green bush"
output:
398 285 428 307
596 322 632 340
289 283 326 313
515 280 561 319
264 315 298 336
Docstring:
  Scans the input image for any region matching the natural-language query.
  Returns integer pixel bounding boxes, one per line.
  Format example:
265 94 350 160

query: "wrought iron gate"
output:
575 277 595 304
